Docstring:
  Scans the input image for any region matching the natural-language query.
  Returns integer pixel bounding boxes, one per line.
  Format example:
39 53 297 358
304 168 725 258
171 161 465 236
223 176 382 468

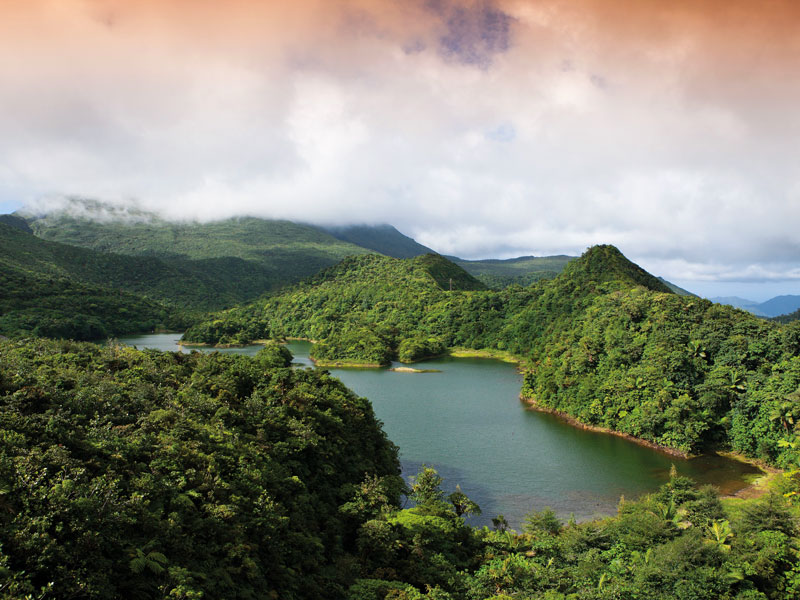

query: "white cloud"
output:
1 0 799 290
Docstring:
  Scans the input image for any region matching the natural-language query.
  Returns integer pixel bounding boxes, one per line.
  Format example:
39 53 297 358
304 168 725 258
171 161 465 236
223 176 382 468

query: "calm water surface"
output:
118 333 760 528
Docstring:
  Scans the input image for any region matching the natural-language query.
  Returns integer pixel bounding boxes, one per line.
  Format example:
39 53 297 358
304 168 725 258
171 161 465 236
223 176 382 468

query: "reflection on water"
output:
117 333 762 529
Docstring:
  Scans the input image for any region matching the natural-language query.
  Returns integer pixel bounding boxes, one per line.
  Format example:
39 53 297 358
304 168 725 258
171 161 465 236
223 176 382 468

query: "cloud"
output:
1 0 799 288
428 0 513 67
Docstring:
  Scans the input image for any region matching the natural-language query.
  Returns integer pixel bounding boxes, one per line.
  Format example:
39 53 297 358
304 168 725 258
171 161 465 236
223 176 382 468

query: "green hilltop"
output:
449 253 575 288
185 244 800 464
18 200 373 309
0 221 241 312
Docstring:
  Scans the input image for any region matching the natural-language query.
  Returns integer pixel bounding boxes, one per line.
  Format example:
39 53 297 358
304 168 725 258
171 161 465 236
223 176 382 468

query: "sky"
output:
1 0 799 301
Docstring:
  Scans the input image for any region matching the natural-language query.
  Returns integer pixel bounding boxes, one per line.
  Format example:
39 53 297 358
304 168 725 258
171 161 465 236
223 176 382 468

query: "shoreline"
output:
448 347 522 365
715 451 781 500
389 366 442 373
522 395 781 500
521 395 689 458
311 357 387 368
178 338 279 349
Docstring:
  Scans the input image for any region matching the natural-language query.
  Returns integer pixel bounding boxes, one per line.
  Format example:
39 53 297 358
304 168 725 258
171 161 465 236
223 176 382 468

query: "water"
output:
118 333 761 529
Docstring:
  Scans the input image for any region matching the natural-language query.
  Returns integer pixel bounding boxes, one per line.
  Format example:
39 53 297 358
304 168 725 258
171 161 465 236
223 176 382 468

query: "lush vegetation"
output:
0 337 402 599
0 222 230 313
774 309 800 325
322 224 436 259
343 465 800 600
450 255 574 289
0 226 187 340
2 340 799 600
183 253 492 361
18 199 372 309
4 222 800 597
183 247 800 465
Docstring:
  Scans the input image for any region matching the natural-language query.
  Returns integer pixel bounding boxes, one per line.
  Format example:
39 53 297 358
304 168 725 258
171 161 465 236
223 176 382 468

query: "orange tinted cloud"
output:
1 0 799 281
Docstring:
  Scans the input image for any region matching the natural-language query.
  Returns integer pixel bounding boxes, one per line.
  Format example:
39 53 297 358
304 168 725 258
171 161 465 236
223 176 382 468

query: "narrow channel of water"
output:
117 333 761 529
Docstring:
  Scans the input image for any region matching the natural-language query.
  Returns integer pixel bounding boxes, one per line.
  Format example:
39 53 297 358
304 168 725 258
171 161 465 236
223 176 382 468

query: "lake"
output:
118 333 761 529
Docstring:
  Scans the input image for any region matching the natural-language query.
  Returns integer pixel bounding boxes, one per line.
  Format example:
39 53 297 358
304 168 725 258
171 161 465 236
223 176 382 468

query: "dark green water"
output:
118 333 760 529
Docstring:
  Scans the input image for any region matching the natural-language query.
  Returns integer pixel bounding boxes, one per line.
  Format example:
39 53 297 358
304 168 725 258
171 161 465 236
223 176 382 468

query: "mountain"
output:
0 223 184 339
183 244 673 352
757 294 800 318
321 222 577 288
710 296 759 309
449 255 694 295
448 254 575 288
709 296 766 315
657 277 696 297
182 253 490 360
0 213 32 233
711 295 800 318
0 221 247 312
321 223 436 258
13 199 374 308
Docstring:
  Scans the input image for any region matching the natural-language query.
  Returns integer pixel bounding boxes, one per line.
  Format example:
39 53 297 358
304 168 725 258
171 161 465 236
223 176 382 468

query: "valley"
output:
2 205 800 599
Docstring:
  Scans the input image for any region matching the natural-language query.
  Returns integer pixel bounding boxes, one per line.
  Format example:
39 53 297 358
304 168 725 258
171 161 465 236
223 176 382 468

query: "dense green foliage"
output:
0 222 225 313
19 201 372 309
183 253 493 362
0 338 402 599
184 246 800 464
473 270 562 289
322 224 436 259
0 226 187 340
450 255 574 289
345 467 800 600
774 309 800 325
5 338 799 598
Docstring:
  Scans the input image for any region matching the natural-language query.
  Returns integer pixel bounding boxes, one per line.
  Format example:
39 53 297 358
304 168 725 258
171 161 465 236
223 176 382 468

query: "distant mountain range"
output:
8 196 799 331
709 295 800 318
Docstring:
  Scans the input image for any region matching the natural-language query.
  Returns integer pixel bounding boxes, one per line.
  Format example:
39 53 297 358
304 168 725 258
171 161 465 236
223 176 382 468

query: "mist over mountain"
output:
11 197 800 302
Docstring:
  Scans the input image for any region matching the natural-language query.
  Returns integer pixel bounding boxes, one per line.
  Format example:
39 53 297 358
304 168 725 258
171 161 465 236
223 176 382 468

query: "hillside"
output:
185 244 800 464
0 337 401 598
0 225 185 339
449 254 575 288
0 222 248 312
321 223 436 258
183 253 495 362
658 276 697 297
15 199 373 306
0 213 32 233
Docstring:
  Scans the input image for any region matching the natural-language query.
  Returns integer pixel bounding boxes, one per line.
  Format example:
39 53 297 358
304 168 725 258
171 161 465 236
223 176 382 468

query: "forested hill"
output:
182 253 491 362
0 337 402 598
321 223 437 258
449 254 575 288
3 338 800 599
15 201 373 307
0 224 185 339
184 245 800 465
0 221 243 312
